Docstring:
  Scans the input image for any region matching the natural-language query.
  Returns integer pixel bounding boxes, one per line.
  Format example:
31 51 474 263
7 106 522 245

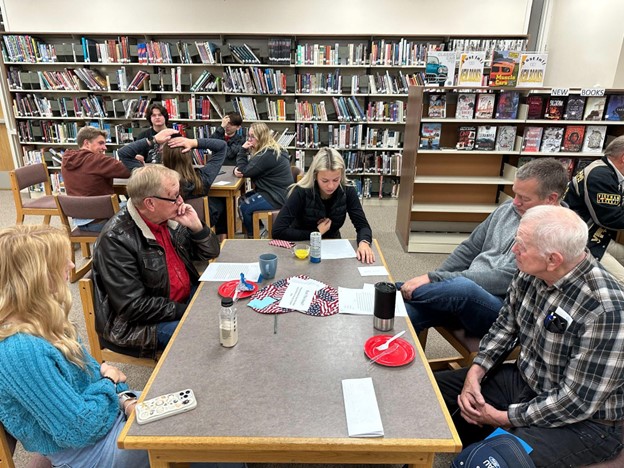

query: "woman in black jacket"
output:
272 147 375 263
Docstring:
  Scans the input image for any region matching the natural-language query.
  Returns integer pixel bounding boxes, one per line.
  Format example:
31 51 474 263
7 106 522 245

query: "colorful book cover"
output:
425 51 456 87
527 96 545 120
544 97 565 120
540 126 564 153
427 94 446 118
516 53 548 87
455 93 476 119
564 96 586 120
582 125 607 152
456 125 476 150
457 51 486 87
495 91 520 119
475 94 495 119
475 125 497 151
419 123 441 150
555 157 576 180
562 126 586 152
495 126 517 151
605 94 624 121
521 126 544 152
583 97 606 121
489 50 520 87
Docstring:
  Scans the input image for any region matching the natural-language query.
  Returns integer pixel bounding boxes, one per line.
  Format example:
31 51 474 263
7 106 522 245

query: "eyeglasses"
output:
150 194 181 204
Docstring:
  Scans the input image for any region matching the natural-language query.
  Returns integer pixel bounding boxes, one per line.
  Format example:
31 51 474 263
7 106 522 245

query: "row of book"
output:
222 66 289 95
2 35 58 62
18 120 79 144
267 38 292 65
343 151 402 176
428 91 519 120
228 44 260 65
354 177 400 199
518 156 593 181
446 38 528 59
230 96 288 122
82 37 132 64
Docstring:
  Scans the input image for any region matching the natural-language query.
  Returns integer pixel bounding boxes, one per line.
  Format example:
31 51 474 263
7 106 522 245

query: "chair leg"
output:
43 215 51 225
80 242 91 259
418 328 429 349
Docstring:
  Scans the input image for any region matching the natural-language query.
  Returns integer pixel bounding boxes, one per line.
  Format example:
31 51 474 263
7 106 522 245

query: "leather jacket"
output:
92 201 220 357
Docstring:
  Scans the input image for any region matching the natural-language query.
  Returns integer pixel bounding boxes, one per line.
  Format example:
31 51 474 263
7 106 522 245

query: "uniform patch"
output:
596 193 621 205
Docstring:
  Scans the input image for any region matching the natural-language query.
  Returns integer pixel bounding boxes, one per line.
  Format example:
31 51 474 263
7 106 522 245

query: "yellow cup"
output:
293 244 310 259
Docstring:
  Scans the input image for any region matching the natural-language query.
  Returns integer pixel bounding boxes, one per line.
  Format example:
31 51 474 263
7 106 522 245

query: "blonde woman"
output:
234 122 293 235
272 148 375 263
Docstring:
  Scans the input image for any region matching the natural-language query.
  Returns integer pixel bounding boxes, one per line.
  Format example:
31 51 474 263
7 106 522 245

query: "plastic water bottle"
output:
219 297 238 347
310 231 321 263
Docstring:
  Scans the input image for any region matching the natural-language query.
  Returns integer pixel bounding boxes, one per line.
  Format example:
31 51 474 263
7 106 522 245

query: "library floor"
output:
0 190 459 468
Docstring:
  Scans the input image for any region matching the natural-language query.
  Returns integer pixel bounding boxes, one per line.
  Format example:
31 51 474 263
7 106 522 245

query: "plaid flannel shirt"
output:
474 253 624 428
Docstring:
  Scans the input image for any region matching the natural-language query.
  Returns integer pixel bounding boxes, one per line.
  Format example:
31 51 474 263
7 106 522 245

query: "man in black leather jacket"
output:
93 165 220 357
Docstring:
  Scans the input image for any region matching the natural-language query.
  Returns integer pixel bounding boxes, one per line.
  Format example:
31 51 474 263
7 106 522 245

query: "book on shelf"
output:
195 41 220 64
564 96 586 120
583 97 606 120
455 93 476 119
521 126 544 152
489 50 520 87
495 91 520 119
544 97 565 120
605 94 624 121
518 156 535 167
527 95 545 120
539 126 564 152
427 94 446 118
555 157 576 180
228 43 261 64
268 38 292 64
516 53 548 87
457 51 486 86
562 126 585 152
419 123 441 150
424 51 456 86
474 125 496 151
456 125 476 150
582 125 607 152
495 126 517 151
475 93 495 119
576 157 595 173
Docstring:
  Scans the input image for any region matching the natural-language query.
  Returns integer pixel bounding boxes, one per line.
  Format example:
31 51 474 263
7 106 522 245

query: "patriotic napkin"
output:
268 239 295 249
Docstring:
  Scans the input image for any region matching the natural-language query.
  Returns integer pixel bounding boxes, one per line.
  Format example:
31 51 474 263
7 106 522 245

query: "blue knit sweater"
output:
0 333 127 455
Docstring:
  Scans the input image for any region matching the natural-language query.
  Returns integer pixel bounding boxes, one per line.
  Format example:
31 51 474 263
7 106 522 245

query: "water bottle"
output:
219 297 238 347
310 231 321 263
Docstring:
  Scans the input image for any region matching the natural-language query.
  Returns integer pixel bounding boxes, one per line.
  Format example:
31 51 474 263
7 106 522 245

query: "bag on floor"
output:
452 433 535 468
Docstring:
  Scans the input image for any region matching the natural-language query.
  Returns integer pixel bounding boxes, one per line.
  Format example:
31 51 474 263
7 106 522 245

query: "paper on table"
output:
278 280 317 312
199 263 260 282
321 239 357 259
338 286 407 317
212 180 231 186
358 266 389 276
341 377 384 438
289 276 326 292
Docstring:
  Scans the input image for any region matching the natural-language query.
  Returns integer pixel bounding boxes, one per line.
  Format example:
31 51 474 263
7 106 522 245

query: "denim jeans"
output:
395 276 504 337
155 283 198 349
239 192 274 235
436 365 624 467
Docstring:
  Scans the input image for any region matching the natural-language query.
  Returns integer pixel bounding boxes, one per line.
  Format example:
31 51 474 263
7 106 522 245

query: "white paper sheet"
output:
199 263 261 282
338 286 407 317
212 180 231 186
278 280 317 312
341 377 384 438
321 239 357 259
358 266 389 276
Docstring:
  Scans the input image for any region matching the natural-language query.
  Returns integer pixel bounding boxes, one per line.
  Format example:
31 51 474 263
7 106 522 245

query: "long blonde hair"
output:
0 225 86 368
289 147 349 195
249 122 282 159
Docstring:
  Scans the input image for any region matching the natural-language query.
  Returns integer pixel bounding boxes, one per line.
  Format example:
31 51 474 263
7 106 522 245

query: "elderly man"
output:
397 158 568 338
565 135 624 282
437 205 624 467
93 165 220 357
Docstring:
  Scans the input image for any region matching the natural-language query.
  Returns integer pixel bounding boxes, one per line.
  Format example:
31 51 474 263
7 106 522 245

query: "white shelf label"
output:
551 88 569 96
580 88 606 97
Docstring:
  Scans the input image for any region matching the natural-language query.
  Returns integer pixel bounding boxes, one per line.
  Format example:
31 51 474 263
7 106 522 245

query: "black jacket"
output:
92 201 220 356
272 183 372 244
236 147 293 208
564 156 624 260
210 126 245 166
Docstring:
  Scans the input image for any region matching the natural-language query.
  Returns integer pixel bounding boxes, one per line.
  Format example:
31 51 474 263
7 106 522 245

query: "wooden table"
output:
118 239 461 467
114 167 244 239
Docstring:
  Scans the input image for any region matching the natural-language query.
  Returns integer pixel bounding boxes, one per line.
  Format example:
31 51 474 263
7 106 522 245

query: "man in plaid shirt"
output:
437 205 624 467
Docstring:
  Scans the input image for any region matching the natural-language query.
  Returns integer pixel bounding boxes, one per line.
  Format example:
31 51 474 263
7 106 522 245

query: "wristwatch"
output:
117 390 138 410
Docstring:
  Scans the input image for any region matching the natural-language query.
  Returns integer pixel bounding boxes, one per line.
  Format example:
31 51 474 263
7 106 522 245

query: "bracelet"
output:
360 240 371 245
102 375 116 386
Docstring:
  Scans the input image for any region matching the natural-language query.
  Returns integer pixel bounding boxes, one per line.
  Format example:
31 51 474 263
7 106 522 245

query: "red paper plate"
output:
364 335 415 367
218 280 258 299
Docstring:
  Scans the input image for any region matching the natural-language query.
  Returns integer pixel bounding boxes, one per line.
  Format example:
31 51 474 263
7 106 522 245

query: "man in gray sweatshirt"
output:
397 158 568 338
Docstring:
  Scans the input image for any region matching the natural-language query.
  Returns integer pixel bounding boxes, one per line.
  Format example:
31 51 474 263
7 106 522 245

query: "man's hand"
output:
173 203 203 232
154 128 179 145
221 115 230 128
356 241 375 264
135 155 145 165
400 274 430 299
100 362 127 384
168 137 198 153
317 218 331 235
233 167 244 178
457 364 487 425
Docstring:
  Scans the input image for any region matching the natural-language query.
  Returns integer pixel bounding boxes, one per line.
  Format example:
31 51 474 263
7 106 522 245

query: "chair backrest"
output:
291 166 302 182
267 209 281 238
1 422 52 468
12 163 51 191
186 196 210 227
55 194 120 221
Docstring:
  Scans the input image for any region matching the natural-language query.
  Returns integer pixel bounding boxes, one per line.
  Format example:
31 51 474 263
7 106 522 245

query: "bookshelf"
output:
0 32 527 198
396 86 624 253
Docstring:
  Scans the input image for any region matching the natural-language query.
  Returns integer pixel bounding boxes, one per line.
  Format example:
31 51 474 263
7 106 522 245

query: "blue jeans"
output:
395 277 504 337
239 192 274 235
155 283 198 349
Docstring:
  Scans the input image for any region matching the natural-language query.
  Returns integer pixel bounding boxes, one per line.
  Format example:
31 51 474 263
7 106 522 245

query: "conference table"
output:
118 239 461 467
114 167 244 239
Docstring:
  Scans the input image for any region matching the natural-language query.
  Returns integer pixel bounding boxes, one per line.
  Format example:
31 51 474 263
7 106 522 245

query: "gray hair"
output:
127 165 180 206
604 135 624 160
516 157 568 200
521 205 588 261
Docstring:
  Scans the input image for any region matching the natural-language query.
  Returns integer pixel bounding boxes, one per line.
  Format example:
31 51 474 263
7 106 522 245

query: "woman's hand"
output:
242 140 254 151
123 398 138 417
100 362 127 384
233 167 244 178
317 218 331 235
356 241 375 264
168 137 198 153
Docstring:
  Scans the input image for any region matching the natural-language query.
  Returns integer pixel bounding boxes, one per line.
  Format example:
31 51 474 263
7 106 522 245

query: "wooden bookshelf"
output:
396 86 624 253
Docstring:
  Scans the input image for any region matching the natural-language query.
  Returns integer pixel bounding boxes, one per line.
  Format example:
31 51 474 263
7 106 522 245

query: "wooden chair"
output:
1 423 51 468
9 163 60 225
79 271 158 367
54 194 120 282
186 196 211 227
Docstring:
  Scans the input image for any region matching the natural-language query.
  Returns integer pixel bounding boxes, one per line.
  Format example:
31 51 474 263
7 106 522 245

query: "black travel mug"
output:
373 282 396 331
